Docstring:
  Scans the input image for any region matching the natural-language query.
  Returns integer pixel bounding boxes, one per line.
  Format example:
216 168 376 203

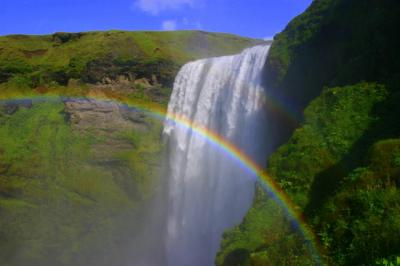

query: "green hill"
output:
0 30 261 96
218 0 400 265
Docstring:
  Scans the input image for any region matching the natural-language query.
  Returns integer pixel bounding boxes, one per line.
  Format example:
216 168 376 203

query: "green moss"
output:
218 83 397 265
217 190 284 265
313 139 400 264
265 0 400 116
219 0 400 265
217 187 315 266
0 98 163 265
368 139 400 172
269 83 387 205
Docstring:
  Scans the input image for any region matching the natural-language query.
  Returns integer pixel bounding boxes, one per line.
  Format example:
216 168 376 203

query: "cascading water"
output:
163 44 271 266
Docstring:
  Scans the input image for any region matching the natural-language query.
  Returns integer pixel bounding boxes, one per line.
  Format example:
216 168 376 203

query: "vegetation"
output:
218 0 400 265
314 138 400 265
270 83 387 208
0 98 164 266
0 30 261 90
0 30 261 107
1 2 399 264
217 187 314 266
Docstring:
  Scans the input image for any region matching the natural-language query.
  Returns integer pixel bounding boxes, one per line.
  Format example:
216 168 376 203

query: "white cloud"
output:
162 20 177 31
134 0 195 15
263 36 274 41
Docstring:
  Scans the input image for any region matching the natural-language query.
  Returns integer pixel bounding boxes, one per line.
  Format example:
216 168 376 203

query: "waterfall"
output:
163 44 271 266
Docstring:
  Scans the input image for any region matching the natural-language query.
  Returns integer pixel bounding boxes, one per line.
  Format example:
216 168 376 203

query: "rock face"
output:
63 98 152 163
63 98 148 134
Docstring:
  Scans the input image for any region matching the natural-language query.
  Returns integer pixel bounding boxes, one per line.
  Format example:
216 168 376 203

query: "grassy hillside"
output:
0 30 262 107
218 0 400 265
0 98 164 266
0 30 261 90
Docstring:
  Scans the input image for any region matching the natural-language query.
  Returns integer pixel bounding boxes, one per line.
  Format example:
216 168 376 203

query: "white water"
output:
163 45 271 266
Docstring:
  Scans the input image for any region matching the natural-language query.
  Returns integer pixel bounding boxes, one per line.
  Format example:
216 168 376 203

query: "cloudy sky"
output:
1 0 312 39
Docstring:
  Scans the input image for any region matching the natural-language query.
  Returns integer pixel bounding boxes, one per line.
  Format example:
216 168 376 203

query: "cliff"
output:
218 0 400 265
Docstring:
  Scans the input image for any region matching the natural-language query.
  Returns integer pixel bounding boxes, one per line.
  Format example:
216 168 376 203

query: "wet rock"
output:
120 106 147 124
0 99 33 115
63 98 152 163
63 98 148 135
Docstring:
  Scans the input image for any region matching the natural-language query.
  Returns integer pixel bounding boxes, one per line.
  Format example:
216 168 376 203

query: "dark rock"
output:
0 99 33 115
119 106 147 124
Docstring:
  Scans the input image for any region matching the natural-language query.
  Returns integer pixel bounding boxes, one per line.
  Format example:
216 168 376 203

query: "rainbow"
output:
260 89 302 128
0 93 323 264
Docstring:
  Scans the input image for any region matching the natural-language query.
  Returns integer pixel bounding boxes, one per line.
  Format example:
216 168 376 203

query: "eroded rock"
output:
63 98 148 135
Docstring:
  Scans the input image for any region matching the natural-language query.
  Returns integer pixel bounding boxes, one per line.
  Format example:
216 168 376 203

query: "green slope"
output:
0 30 262 88
218 0 400 265
0 98 164 266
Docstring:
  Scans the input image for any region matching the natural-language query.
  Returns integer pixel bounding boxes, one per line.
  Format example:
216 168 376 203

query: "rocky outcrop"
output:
63 98 148 134
63 98 152 163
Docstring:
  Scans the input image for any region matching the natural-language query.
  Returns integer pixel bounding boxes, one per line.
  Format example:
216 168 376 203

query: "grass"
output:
0 30 261 86
217 83 398 265
0 97 164 266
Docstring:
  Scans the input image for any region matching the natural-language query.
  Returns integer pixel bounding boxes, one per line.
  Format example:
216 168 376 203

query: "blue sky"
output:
1 0 312 39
